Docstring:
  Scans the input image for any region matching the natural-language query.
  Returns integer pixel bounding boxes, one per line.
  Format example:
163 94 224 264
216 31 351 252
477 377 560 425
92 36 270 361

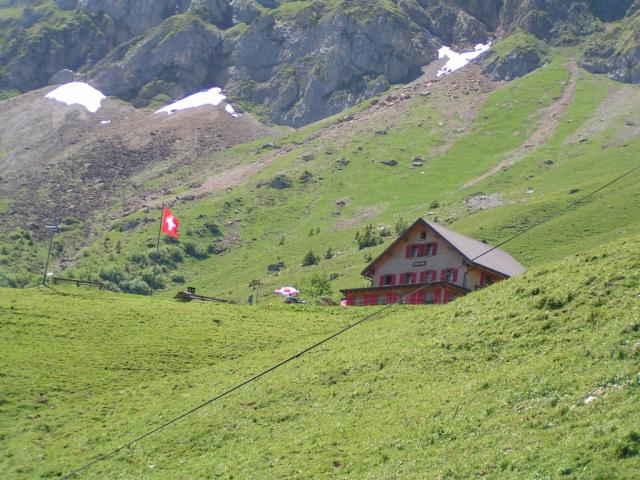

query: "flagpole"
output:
151 203 164 295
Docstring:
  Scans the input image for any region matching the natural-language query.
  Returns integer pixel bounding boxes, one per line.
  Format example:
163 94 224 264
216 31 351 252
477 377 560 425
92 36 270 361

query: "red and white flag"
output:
161 208 179 237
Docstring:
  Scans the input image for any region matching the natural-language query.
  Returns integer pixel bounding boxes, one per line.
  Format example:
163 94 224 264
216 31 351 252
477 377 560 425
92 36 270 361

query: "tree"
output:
355 224 383 249
302 250 320 266
249 279 263 304
395 216 409 234
300 273 332 298
324 247 334 259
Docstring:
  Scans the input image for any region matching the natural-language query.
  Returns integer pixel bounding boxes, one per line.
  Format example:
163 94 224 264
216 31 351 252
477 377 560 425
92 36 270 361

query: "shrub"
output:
119 278 151 295
148 246 183 267
141 271 165 290
163 236 179 245
99 267 125 284
300 273 332 298
395 217 408 234
183 242 209 260
324 247 334 259
615 432 640 459
171 274 186 284
129 253 147 266
302 250 320 266
6 272 35 288
355 224 383 249
195 221 223 237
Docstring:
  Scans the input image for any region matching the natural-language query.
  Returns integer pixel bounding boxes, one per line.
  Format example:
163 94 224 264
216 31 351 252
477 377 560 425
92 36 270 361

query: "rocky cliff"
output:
1 0 640 126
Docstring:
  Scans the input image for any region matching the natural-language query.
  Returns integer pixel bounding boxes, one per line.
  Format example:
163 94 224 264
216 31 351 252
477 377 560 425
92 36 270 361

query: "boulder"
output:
267 262 285 272
49 69 76 85
481 50 544 81
266 175 292 189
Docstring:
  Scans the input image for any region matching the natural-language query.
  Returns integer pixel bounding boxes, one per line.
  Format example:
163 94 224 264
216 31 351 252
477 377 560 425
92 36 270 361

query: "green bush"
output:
171 274 186 284
355 224 383 249
183 242 209 260
141 271 165 290
148 246 184 266
300 273 332 298
302 250 320 266
395 217 409 234
118 278 151 295
99 267 125 284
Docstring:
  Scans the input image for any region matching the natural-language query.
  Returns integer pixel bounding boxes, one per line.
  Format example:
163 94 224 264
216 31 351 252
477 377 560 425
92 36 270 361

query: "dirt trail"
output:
463 62 580 189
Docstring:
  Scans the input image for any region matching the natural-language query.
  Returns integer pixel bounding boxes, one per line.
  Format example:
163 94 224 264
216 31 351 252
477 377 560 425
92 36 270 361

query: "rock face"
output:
581 12 640 82
90 15 224 103
2 0 640 126
224 10 436 126
481 50 544 81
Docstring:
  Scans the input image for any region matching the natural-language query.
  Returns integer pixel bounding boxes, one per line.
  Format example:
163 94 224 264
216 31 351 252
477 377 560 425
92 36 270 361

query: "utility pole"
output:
42 224 58 285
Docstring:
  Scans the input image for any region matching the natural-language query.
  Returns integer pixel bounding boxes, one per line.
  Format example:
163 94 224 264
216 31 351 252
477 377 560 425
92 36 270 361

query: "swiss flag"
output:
161 208 179 237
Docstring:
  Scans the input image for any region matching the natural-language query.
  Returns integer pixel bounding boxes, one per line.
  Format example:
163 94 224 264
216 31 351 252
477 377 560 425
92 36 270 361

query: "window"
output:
480 272 495 287
425 243 437 256
355 296 363 306
377 295 386 305
403 273 412 284
410 245 420 258
382 274 395 286
420 231 427 240
424 293 435 304
441 268 458 284
421 270 437 283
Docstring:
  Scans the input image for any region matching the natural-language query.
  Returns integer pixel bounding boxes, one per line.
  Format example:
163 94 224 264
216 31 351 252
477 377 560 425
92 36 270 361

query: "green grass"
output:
2 235 639 478
490 29 549 59
68 53 634 302
6 51 640 308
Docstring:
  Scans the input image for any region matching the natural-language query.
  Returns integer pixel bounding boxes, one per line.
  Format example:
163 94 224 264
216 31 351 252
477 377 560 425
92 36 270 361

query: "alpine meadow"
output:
1 1 640 479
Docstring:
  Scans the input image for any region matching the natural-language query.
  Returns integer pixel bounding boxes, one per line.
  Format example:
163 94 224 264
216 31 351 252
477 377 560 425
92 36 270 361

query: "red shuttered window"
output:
363 294 377 306
408 291 423 304
381 274 397 286
434 288 442 304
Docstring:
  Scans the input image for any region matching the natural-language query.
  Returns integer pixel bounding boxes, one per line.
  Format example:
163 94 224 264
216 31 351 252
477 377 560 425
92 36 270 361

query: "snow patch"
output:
437 43 491 77
100 120 111 125
155 87 239 117
45 82 106 113
225 103 239 117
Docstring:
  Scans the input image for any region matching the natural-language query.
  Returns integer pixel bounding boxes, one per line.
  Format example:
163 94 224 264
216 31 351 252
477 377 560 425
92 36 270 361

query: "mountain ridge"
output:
2 0 640 126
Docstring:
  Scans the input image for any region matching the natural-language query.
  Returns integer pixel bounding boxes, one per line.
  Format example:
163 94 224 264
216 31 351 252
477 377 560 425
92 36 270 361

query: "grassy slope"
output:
3 46 640 302
56 53 640 302
1 235 639 478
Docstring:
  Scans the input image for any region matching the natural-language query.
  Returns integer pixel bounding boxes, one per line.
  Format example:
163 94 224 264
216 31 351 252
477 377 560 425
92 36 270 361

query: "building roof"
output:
362 218 526 279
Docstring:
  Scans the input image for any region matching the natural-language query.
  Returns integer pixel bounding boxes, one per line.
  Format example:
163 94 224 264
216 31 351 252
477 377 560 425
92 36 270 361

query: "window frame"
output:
425 243 437 256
